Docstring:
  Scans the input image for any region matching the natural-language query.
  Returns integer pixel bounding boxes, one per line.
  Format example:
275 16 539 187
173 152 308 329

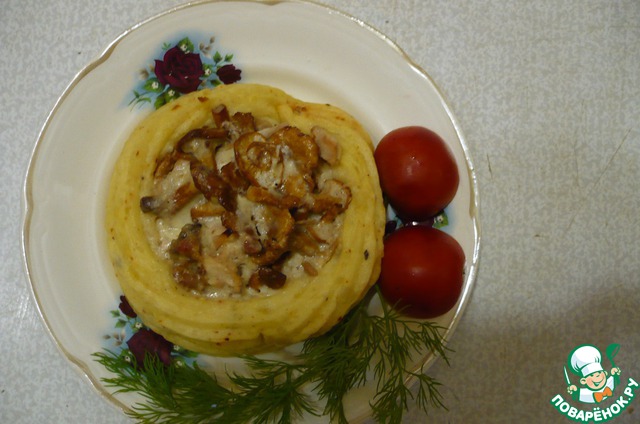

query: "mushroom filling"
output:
140 105 351 298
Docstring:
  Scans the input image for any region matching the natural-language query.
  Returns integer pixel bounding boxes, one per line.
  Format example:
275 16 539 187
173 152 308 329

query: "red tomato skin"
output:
374 126 459 222
379 225 465 319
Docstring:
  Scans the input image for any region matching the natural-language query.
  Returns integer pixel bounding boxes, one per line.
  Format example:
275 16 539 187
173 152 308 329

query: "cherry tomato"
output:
374 126 459 222
378 225 465 318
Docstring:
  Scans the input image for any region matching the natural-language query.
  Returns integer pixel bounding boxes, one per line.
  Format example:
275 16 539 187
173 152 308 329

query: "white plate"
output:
22 0 480 422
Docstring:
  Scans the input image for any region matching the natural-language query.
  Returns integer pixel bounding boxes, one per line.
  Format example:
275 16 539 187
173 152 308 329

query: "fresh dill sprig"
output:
300 292 450 424
368 299 449 423
219 357 316 424
94 351 233 423
299 301 375 423
94 289 451 424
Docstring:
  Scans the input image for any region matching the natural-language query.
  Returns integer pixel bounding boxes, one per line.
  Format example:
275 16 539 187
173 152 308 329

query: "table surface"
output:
2 1 639 423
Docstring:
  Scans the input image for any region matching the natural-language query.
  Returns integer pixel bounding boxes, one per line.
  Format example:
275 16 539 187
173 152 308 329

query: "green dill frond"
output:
413 373 447 412
221 357 316 424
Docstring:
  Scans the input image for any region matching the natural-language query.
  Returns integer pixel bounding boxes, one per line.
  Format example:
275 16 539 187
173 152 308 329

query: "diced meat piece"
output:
172 260 207 292
312 126 340 165
169 223 202 259
211 104 230 128
311 179 352 221
202 257 242 293
236 197 294 266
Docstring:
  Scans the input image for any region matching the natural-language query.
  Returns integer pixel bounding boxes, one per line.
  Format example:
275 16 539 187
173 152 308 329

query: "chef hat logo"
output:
569 344 604 377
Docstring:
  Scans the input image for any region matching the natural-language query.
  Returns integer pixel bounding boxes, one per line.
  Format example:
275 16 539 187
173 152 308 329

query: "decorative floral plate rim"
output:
21 0 481 422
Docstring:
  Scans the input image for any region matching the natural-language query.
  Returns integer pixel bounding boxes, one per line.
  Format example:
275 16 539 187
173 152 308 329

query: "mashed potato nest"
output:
106 84 385 355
